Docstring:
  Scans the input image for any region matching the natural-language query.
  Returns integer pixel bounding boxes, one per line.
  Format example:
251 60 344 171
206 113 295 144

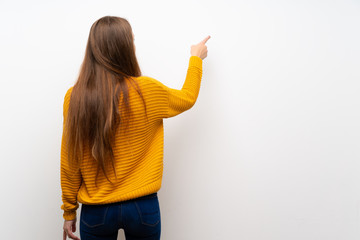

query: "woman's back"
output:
60 15 209 240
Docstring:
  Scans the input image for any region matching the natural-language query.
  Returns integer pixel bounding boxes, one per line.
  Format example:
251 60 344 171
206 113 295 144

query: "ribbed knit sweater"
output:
60 56 203 220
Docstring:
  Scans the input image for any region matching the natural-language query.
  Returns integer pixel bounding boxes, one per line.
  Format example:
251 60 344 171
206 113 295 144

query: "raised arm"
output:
164 36 210 118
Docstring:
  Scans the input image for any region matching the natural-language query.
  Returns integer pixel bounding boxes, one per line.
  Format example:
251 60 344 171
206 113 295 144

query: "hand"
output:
63 218 80 240
191 35 211 60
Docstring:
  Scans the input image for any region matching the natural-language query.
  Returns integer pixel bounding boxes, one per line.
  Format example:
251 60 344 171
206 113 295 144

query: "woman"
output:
61 16 210 240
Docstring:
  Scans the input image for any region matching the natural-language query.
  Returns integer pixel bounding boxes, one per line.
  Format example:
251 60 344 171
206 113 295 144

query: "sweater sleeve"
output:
164 56 203 118
60 87 82 221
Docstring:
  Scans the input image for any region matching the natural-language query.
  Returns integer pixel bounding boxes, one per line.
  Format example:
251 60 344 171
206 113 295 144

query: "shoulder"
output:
64 86 74 101
65 86 74 96
135 76 168 91
136 76 162 84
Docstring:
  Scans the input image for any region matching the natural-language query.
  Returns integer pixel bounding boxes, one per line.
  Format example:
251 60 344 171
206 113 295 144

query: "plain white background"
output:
0 0 359 239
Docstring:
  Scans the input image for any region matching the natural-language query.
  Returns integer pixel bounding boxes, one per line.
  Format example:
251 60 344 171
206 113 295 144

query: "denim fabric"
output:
80 193 161 240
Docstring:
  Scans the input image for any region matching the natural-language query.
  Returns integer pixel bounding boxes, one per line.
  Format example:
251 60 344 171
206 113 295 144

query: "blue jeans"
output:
80 192 161 240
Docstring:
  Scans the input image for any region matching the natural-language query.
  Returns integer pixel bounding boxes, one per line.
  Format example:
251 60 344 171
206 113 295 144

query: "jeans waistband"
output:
82 192 158 207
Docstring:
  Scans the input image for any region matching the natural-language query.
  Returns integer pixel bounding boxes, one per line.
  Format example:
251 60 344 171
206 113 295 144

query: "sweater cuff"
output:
189 56 203 69
63 210 77 221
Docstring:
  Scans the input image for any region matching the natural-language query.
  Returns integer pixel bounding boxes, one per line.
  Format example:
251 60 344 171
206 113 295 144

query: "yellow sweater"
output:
60 56 203 220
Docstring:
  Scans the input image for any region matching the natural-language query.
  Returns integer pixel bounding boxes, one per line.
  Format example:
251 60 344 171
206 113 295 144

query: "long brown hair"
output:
65 16 146 185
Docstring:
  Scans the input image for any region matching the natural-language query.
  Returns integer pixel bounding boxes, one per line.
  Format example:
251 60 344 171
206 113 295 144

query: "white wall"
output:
0 0 359 239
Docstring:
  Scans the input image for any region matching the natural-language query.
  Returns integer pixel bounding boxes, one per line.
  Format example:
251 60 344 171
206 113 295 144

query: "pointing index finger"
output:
200 35 211 44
